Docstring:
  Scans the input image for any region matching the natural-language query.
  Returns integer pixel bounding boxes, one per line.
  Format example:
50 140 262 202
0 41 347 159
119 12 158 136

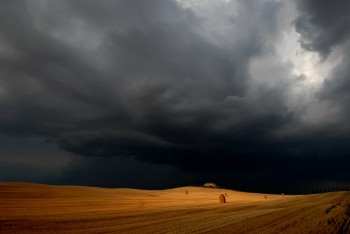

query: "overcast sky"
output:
1 0 350 193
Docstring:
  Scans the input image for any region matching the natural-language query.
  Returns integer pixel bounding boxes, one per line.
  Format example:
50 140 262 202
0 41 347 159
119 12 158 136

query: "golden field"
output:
0 182 349 233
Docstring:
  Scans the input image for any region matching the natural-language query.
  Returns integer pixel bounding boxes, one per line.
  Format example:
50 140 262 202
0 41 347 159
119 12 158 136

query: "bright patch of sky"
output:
176 0 341 124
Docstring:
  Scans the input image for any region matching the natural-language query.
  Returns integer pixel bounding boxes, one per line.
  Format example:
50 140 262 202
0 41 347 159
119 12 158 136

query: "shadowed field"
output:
0 183 349 233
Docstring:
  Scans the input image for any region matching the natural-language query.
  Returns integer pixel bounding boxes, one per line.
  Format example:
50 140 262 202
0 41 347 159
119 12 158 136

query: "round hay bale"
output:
203 183 218 188
219 194 226 203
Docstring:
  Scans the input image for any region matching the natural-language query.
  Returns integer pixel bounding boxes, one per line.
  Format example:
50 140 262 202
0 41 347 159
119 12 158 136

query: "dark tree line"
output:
312 187 350 194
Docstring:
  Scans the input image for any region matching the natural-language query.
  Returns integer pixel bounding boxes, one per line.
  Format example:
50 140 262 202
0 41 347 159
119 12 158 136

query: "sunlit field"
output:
1 183 349 233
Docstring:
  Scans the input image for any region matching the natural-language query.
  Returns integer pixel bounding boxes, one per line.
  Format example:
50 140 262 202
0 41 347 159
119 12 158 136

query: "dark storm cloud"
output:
294 0 350 56
0 162 52 182
0 0 283 153
1 0 350 192
295 0 350 119
319 48 350 102
55 156 201 189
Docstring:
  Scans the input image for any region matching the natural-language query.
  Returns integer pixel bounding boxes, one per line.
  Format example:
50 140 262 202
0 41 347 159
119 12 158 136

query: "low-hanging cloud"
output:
294 0 350 56
0 0 350 192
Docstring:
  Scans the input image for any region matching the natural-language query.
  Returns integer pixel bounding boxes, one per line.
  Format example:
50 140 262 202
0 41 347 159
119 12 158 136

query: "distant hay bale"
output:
185 190 188 195
264 195 267 199
219 194 226 203
203 183 218 188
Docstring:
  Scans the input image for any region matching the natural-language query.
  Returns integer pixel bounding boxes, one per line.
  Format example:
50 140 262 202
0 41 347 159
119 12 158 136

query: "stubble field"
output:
0 183 349 233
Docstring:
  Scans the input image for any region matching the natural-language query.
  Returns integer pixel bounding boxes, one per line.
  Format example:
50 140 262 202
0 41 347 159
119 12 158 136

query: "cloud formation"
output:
295 0 350 56
0 0 350 192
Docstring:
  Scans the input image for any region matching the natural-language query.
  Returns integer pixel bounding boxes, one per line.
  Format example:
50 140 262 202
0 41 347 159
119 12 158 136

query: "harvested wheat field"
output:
0 183 349 233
